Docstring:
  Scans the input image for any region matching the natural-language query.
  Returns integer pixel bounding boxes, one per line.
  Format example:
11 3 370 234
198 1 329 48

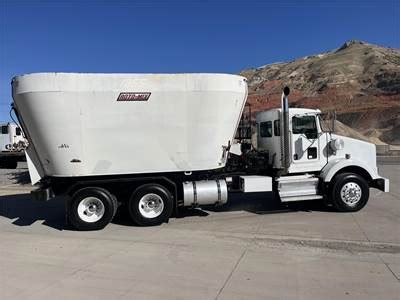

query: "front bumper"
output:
373 177 390 193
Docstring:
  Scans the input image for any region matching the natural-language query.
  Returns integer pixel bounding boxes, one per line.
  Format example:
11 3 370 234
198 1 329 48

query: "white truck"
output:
11 73 389 230
0 122 27 169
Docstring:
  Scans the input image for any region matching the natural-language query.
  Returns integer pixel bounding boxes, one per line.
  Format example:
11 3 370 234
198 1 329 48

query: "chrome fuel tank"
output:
183 179 228 206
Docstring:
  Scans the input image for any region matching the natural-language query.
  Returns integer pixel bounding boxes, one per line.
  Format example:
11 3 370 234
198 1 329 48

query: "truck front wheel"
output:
68 187 118 230
330 173 369 212
128 184 173 226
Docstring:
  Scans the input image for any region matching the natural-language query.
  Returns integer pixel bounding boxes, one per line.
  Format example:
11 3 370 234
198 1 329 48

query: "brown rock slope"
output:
240 40 400 145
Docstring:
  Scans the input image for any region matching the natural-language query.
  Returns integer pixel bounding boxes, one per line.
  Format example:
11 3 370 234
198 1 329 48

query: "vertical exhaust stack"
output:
281 86 291 173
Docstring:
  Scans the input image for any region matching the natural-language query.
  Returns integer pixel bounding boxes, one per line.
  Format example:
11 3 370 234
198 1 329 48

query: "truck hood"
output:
330 134 377 172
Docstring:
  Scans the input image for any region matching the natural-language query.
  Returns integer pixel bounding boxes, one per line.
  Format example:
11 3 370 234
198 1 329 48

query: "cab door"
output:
289 115 327 173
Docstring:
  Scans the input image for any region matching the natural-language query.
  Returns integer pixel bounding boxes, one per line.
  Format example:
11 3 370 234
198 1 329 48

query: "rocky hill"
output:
240 40 400 145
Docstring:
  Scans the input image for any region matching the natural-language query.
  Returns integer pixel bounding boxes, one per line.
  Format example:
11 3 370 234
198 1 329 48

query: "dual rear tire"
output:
68 184 173 230
68 187 118 231
128 184 174 226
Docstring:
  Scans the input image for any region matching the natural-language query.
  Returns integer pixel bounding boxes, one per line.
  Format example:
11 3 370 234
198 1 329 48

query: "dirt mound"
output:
333 120 371 142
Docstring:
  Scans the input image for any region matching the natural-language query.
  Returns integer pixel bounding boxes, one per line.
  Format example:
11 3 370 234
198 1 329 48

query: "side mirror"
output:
319 112 336 133
331 111 336 133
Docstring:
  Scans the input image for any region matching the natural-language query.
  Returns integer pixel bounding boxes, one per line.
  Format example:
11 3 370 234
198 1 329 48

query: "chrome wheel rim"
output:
77 197 105 223
138 193 164 219
340 182 362 207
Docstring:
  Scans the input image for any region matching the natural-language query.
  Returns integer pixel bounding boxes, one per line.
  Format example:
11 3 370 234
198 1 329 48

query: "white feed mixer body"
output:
12 73 248 183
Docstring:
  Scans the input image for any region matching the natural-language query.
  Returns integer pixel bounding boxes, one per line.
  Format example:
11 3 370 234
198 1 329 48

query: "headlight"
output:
330 138 344 151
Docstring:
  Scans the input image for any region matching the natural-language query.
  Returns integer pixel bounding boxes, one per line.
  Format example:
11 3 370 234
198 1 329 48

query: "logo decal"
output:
117 92 151 101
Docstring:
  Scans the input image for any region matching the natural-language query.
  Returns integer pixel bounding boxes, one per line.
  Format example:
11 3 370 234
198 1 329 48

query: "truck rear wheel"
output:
68 187 117 231
330 173 369 212
128 184 173 226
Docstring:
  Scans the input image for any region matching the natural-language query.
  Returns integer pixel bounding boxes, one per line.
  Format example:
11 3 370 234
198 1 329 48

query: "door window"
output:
292 116 318 139
1 126 8 134
260 121 272 137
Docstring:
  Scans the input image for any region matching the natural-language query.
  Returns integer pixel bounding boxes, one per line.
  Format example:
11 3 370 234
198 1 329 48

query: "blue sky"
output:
0 0 399 120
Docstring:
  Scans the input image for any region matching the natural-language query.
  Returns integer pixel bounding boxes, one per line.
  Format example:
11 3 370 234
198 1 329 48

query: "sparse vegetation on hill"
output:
240 40 400 145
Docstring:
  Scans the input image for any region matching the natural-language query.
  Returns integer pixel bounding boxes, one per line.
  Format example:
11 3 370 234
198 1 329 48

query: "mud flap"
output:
26 147 44 185
374 177 389 193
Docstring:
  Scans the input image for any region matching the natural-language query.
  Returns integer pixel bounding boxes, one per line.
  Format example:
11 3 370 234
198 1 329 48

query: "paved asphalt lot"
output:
0 162 399 299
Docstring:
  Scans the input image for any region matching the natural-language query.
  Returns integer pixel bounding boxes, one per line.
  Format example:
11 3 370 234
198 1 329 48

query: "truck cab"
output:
254 104 389 209
1 123 25 151
0 122 27 169
256 108 328 172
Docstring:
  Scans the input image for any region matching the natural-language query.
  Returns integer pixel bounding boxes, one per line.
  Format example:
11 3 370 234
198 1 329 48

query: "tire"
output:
128 184 173 226
330 173 369 212
68 187 118 231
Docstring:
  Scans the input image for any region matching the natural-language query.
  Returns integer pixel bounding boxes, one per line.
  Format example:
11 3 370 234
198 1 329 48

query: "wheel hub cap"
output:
77 197 105 223
340 182 362 207
138 194 164 219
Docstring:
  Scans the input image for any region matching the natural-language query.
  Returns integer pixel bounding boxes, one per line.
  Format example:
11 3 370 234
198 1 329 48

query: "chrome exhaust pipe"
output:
281 86 291 173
